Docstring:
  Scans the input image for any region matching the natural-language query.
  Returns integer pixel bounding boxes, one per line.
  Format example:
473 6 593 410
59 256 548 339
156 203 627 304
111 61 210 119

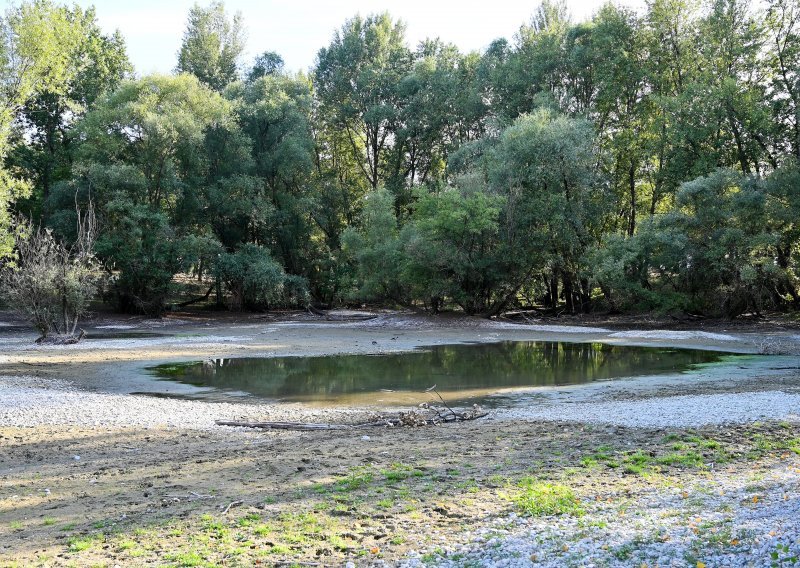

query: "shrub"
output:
0 212 103 340
215 243 308 310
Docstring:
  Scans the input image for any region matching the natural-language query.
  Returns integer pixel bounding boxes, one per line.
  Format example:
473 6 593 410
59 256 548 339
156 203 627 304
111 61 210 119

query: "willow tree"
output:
68 74 233 313
0 0 87 256
314 13 412 191
176 1 245 91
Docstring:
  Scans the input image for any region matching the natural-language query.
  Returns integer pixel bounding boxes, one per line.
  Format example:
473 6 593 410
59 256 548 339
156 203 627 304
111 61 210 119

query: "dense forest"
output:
1 0 799 321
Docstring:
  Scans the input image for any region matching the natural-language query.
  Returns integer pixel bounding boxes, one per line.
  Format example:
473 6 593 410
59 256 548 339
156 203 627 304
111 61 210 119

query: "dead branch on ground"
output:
215 388 487 431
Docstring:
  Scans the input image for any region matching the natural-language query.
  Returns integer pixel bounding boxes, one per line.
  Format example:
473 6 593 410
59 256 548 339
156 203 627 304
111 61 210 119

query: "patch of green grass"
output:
265 543 290 554
382 462 424 482
512 478 583 517
656 450 704 468
376 497 394 509
621 450 652 475
42 517 56 526
199 514 227 538
67 536 96 552
580 456 599 469
613 543 634 560
578 518 608 529
252 523 272 536
622 463 645 475
329 534 349 551
336 466 375 491
593 445 614 459
236 513 260 528
759 435 799 454
9 521 23 531
165 550 207 566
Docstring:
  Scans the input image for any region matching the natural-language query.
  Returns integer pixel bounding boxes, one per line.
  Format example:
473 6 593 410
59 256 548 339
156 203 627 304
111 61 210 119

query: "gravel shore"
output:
499 391 800 428
0 375 359 429
4 373 799 431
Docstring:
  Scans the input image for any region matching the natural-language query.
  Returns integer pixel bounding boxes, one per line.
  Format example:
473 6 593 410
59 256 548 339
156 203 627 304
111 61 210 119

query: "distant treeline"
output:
1 0 799 317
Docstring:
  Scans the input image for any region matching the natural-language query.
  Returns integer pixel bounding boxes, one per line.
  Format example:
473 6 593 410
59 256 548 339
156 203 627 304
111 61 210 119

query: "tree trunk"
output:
549 271 559 310
562 271 575 314
628 162 637 236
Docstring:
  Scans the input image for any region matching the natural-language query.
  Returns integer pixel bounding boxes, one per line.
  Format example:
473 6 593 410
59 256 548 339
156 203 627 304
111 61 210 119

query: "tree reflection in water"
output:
149 341 732 405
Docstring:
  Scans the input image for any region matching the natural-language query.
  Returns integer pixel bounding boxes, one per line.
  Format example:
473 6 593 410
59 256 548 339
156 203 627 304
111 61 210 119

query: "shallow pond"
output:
147 341 741 406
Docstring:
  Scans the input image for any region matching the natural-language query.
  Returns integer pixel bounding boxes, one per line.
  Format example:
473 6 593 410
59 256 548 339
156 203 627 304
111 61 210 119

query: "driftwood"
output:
216 392 488 431
215 412 488 431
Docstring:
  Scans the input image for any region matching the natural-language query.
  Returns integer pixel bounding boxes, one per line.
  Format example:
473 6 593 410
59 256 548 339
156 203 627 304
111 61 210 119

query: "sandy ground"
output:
1 310 800 566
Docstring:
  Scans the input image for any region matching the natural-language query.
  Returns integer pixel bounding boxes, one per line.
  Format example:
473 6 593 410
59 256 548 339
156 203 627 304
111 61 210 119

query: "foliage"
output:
402 183 505 314
314 13 412 191
340 189 406 304
593 169 783 316
215 243 308 310
72 74 231 313
7 4 131 222
2 1 800 318
0 0 99 256
176 1 244 91
248 51 284 81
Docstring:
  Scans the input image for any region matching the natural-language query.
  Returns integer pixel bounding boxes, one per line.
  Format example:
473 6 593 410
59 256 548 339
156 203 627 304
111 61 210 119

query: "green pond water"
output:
148 341 737 406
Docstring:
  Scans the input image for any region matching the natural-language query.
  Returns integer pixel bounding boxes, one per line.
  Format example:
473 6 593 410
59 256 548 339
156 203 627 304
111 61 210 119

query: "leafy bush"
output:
216 244 308 310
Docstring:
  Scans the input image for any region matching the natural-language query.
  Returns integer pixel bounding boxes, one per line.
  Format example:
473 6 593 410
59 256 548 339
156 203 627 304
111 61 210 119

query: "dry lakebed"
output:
0 311 799 567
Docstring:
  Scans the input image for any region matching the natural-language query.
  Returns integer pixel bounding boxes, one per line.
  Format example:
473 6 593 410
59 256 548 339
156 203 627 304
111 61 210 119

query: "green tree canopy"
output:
176 1 245 91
